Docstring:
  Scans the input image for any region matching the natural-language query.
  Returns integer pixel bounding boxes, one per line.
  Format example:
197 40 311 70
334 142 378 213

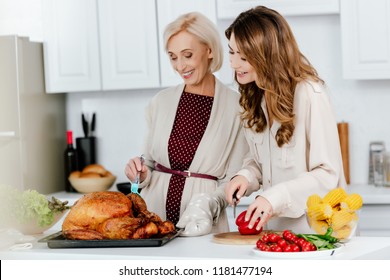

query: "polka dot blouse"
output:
166 91 214 224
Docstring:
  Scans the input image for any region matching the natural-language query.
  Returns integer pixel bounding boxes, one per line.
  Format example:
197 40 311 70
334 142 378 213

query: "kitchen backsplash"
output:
65 90 153 185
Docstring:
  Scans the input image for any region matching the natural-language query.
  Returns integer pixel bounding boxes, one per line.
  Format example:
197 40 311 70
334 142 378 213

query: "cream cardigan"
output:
139 77 248 233
237 80 346 233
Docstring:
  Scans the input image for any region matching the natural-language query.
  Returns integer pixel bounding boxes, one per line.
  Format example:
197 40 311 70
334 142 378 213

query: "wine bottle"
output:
64 130 78 192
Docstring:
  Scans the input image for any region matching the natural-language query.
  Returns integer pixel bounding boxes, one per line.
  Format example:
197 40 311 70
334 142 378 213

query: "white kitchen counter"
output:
347 184 390 204
48 183 390 237
0 231 389 260
47 182 390 207
1 186 390 260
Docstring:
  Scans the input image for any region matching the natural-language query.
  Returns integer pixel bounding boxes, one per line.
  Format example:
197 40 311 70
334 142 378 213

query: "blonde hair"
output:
225 6 323 146
164 12 223 73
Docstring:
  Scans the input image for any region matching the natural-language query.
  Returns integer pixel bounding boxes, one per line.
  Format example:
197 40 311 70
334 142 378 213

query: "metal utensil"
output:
81 113 89 137
233 189 239 219
90 113 96 136
131 155 145 194
369 141 385 184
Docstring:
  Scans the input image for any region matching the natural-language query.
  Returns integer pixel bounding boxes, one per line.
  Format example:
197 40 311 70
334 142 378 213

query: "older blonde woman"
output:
125 12 248 234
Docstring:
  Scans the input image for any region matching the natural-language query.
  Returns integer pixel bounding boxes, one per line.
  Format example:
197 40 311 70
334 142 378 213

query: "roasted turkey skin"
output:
62 191 176 240
62 191 134 239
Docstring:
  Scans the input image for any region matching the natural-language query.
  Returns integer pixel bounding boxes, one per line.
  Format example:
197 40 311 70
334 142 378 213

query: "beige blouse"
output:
139 77 249 233
237 80 346 233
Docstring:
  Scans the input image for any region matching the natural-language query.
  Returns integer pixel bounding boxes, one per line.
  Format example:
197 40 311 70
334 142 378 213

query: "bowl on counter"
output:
69 173 116 193
116 182 132 195
12 210 68 235
305 208 359 241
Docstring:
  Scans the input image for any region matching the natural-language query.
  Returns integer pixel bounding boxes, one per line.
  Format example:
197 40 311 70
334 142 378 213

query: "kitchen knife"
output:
91 113 96 136
82 113 88 137
233 189 239 219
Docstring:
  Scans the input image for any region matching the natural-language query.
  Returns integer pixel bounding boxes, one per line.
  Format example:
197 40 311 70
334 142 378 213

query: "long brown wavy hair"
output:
225 6 323 146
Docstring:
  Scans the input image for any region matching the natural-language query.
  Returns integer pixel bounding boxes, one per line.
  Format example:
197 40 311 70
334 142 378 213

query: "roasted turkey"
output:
62 191 175 240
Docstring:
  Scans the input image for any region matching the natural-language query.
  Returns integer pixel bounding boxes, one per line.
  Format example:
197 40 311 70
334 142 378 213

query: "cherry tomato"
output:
296 237 306 248
261 233 270 243
282 230 293 240
283 244 293 252
270 244 283 252
277 238 287 249
258 229 320 253
291 244 301 252
268 233 282 243
283 230 298 243
301 242 316 252
256 240 265 249
263 246 271 251
256 240 270 251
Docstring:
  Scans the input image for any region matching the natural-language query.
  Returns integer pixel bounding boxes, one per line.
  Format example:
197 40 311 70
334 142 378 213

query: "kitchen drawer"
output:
358 204 390 237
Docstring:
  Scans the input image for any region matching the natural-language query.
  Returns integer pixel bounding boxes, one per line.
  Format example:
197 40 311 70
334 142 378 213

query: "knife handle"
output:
233 189 239 201
91 113 96 135
82 113 88 137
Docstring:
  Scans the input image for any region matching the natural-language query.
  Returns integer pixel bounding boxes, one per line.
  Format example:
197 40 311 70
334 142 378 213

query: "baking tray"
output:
38 230 182 248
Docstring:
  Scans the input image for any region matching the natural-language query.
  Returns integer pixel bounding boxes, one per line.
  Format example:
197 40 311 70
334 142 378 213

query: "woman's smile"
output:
182 70 195 79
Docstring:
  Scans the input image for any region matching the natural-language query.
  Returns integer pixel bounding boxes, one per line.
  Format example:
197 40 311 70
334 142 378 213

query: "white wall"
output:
64 89 154 184
0 0 43 42
1 1 390 185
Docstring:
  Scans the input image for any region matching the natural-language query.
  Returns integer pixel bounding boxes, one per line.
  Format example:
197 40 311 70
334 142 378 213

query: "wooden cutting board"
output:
213 230 282 245
212 231 264 245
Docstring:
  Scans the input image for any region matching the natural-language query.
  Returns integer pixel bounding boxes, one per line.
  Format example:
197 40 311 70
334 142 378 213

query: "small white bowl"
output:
12 211 68 235
69 175 116 193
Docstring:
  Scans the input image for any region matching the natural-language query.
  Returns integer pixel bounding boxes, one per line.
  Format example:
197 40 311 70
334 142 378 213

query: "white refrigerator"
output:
0 36 66 194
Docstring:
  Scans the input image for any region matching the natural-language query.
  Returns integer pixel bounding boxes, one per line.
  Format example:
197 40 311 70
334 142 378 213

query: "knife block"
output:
76 137 96 170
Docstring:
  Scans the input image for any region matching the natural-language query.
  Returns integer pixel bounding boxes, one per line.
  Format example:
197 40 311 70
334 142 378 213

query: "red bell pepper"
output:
235 210 262 235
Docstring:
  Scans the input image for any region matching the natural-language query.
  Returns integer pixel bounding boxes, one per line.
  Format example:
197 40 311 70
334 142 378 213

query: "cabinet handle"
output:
0 131 16 137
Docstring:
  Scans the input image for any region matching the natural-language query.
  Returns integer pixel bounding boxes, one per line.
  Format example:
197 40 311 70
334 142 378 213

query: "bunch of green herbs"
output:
0 185 69 228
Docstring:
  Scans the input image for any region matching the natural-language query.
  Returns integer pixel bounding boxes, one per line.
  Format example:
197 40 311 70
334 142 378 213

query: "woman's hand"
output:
225 175 249 205
124 157 148 182
245 196 273 231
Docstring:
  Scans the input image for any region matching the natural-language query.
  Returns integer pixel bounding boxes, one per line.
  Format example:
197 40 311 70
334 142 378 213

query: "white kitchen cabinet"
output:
42 0 159 93
340 0 390 79
156 0 217 87
98 0 159 90
42 0 219 92
216 0 340 19
42 0 101 93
